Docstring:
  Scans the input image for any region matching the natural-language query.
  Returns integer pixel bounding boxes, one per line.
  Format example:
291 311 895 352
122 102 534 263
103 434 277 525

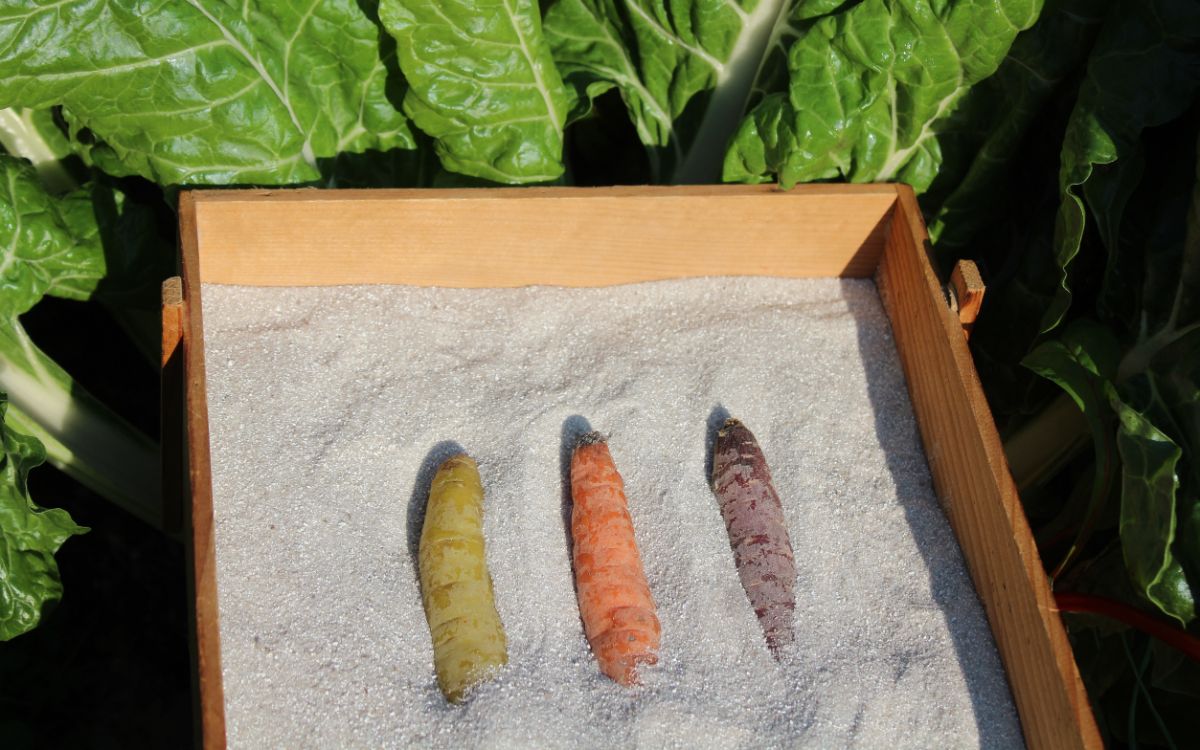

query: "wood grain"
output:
161 277 185 536
189 184 897 286
162 277 184 368
178 192 228 750
949 259 986 341
876 186 1101 750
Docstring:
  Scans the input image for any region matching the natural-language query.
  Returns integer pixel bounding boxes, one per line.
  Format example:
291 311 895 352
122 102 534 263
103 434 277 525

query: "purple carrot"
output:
711 417 796 654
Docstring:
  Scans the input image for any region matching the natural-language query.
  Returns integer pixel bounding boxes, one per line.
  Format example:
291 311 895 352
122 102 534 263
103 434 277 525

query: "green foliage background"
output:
1 0 1196 744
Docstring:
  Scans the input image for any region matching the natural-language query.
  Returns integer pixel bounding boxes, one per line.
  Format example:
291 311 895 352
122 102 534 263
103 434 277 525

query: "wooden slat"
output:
876 186 1100 750
161 277 185 535
178 193 228 750
949 259 986 341
162 277 184 368
189 184 897 286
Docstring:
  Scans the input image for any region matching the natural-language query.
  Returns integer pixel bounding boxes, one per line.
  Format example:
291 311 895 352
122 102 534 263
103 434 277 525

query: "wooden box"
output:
167 184 1099 749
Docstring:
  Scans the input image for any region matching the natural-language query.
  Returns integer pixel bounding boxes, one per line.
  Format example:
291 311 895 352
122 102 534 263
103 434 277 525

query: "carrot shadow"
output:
704 404 732 484
559 416 593 561
406 440 466 577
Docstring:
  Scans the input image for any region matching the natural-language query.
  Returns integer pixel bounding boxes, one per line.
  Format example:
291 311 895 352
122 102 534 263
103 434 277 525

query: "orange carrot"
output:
569 431 661 685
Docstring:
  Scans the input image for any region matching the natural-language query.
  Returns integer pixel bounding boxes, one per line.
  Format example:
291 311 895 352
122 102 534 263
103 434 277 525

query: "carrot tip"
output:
577 431 608 447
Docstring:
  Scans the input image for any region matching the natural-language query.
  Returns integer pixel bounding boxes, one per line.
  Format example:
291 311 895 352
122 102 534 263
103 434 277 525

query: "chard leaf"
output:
1112 386 1196 625
1157 144 1200 481
0 108 81 194
1041 0 1200 332
1179 484 1200 609
0 0 413 185
794 0 863 20
0 158 105 312
1123 365 1200 599
723 0 1044 190
544 0 809 183
380 0 569 183
927 0 1110 250
1023 319 1121 577
1138 137 1200 602
0 156 158 524
740 3 873 122
1021 118 1200 624
544 0 680 153
1107 121 1200 381
0 393 87 641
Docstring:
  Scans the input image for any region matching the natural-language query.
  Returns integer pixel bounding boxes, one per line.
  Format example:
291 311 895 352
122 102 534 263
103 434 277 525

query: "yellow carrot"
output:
418 453 507 702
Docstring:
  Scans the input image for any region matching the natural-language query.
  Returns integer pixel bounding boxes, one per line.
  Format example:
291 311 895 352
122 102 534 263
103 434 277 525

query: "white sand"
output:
201 277 1022 749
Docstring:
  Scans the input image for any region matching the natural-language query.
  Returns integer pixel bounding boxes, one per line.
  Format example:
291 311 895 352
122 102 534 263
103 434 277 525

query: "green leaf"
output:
545 0 753 182
0 393 87 641
1041 0 1200 333
926 0 1111 250
1141 153 1200 596
0 108 82 194
741 3 872 122
0 156 159 524
1085 111 1197 337
380 0 570 183
794 0 864 20
1112 388 1196 625
0 109 72 164
724 0 1044 190
1023 319 1121 577
1023 320 1120 411
0 158 105 314
544 0 680 151
0 0 413 185
1178 489 1200 607
545 0 838 183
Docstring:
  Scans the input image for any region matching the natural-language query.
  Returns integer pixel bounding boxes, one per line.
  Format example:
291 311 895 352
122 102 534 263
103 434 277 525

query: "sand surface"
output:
201 277 1022 748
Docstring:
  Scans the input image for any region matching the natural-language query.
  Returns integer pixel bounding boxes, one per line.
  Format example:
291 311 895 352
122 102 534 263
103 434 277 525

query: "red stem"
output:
1056 592 1200 663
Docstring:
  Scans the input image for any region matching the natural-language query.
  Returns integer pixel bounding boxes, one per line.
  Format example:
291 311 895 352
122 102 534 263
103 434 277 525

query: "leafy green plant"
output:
0 157 160 523
0 393 87 640
1 0 1196 742
923 0 1200 743
984 0 1199 622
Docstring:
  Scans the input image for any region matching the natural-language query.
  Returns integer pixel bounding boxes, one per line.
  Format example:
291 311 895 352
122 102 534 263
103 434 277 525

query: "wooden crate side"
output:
179 192 228 750
188 184 897 286
876 187 1100 749
188 183 895 204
